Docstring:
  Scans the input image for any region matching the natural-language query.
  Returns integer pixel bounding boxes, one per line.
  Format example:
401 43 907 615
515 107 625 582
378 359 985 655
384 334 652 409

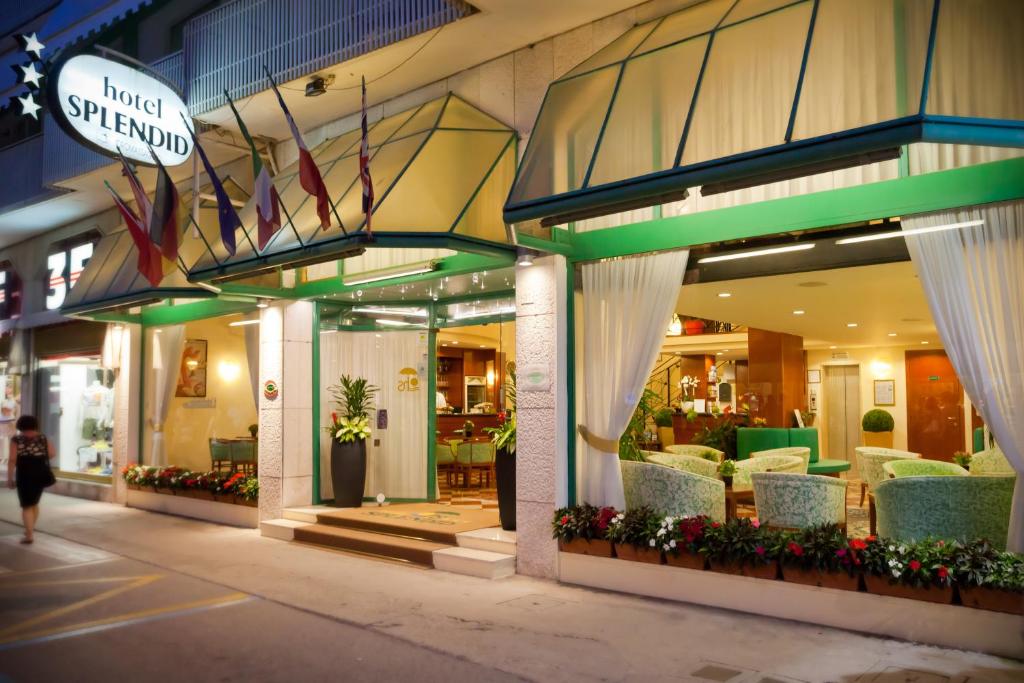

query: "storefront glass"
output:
37 356 114 478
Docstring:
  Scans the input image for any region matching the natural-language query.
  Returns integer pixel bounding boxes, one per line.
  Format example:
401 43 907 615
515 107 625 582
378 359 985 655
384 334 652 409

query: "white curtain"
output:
319 330 428 500
149 325 185 466
580 250 690 508
903 200 1024 552
243 323 260 411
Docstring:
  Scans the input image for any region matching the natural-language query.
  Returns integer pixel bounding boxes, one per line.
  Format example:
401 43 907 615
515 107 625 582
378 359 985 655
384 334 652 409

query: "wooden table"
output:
723 485 755 521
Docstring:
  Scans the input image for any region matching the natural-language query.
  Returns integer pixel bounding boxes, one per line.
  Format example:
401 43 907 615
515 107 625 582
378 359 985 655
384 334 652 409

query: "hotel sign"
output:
48 54 193 166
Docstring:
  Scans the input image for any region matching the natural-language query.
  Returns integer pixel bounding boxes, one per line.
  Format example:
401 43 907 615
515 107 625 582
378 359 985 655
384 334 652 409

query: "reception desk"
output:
436 413 500 439
672 412 749 447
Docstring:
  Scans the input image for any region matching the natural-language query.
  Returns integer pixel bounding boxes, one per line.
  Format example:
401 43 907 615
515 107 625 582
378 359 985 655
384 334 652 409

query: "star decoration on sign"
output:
21 33 45 59
18 93 41 120
19 62 43 88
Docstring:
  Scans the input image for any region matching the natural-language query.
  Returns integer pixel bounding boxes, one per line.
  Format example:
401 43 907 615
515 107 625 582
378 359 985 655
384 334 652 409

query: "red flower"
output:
596 507 617 530
866 535 877 543
787 541 804 557
937 565 948 579
909 560 922 571
560 515 569 525
835 548 847 558
849 538 867 551
711 522 721 528
755 545 766 557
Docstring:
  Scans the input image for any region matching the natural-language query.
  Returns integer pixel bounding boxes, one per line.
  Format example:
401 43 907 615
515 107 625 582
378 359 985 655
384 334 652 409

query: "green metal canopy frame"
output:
189 93 519 283
61 229 216 316
504 0 1024 230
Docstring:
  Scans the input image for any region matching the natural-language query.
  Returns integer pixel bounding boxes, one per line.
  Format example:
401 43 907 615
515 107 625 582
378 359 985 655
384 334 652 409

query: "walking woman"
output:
5 415 55 544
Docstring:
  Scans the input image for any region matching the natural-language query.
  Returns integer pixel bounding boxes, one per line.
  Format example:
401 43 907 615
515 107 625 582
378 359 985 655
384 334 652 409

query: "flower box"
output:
615 544 663 564
558 538 615 558
665 551 706 570
235 497 258 508
708 559 778 580
155 486 175 496
958 587 1024 615
863 574 953 604
782 567 861 591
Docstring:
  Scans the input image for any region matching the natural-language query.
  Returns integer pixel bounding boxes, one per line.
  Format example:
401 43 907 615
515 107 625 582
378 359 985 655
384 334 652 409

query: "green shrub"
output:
862 409 895 432
653 408 674 428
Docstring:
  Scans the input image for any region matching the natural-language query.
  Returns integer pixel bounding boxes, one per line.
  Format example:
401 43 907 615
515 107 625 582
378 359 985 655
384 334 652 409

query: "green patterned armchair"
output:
732 455 805 492
752 447 810 472
883 459 968 478
971 446 1014 476
855 447 921 491
874 475 1015 550
644 451 719 479
665 444 725 463
620 460 726 522
751 472 848 530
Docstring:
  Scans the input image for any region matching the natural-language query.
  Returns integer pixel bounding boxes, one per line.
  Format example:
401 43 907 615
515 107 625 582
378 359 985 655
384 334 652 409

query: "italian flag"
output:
225 91 281 250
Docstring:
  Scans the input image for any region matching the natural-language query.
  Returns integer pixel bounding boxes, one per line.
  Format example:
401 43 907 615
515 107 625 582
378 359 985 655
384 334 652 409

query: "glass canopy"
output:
189 94 517 282
504 0 1024 229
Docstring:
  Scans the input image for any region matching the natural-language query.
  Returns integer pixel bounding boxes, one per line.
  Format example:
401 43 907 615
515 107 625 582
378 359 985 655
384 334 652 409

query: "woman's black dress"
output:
14 434 51 508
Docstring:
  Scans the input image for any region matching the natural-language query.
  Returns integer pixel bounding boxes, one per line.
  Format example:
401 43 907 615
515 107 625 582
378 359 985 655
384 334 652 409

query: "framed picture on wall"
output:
874 379 895 406
807 369 821 384
176 339 208 397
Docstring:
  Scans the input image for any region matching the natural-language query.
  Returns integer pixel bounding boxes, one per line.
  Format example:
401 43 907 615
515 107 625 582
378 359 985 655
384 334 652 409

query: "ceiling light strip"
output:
835 220 984 245
697 243 815 264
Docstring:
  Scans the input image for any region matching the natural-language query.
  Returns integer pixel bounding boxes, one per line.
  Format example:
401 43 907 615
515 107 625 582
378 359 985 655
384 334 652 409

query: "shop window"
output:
37 357 115 478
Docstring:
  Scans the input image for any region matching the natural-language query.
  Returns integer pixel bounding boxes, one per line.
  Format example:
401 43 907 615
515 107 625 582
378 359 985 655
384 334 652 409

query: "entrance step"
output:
293 524 450 566
433 547 515 579
456 527 517 556
283 505 324 523
260 518 310 541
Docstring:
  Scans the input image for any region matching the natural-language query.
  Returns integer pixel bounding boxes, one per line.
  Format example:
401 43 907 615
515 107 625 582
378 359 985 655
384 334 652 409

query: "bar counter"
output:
436 413 500 439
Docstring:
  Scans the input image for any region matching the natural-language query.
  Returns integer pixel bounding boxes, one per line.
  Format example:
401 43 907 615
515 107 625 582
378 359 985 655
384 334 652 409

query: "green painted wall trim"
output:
291 253 514 300
565 259 577 506
140 299 257 326
312 304 322 505
426 302 438 501
567 156 1024 262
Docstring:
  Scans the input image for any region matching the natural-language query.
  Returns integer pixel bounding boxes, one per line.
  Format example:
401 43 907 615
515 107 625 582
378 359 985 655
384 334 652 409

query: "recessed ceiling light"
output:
797 281 828 288
718 292 732 298
888 332 897 337
921 340 929 345
722 349 731 353
480 345 486 348
793 310 805 315
829 345 837 349
847 323 858 328
716 352 723 355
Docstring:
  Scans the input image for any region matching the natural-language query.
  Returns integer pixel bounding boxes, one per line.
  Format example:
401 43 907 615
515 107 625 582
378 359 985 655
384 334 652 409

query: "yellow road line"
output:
0 591 251 646
0 576 163 588
0 558 116 578
0 574 162 638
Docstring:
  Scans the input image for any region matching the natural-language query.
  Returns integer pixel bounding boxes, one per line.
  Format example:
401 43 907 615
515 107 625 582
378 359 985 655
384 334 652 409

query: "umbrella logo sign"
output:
263 379 279 401
397 367 420 392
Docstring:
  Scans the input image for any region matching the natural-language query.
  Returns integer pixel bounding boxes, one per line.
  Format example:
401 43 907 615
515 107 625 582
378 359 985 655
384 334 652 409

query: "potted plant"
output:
663 515 709 570
326 374 377 508
462 419 475 437
485 362 516 531
693 417 738 459
862 409 895 449
653 407 675 448
953 540 1024 615
702 518 780 579
861 537 954 604
779 524 862 591
607 507 662 564
952 451 972 470
679 376 700 412
552 504 616 557
248 423 258 439
717 459 737 488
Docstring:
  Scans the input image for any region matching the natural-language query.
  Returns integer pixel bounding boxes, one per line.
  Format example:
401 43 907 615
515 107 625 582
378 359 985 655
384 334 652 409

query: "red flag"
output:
267 71 330 230
360 76 374 237
106 183 162 287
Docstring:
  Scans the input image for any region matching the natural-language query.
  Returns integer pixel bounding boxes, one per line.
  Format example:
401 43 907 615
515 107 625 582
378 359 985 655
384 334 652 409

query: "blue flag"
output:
183 118 240 256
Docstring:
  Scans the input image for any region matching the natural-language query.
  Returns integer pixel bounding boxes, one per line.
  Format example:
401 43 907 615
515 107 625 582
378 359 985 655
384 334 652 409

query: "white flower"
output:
663 544 670 552
649 539 656 547
665 516 674 525
892 569 901 578
669 540 677 548
657 528 666 537
888 545 896 551
898 545 907 554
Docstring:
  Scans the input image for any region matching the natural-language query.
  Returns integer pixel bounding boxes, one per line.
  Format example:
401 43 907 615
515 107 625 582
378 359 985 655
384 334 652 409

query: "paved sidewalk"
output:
1 491 1021 683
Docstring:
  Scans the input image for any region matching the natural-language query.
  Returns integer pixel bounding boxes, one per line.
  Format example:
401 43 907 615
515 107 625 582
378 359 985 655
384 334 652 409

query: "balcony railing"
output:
150 50 185 93
182 0 475 115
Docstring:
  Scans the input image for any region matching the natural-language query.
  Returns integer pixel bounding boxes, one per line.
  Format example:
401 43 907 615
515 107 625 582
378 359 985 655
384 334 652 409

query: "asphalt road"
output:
0 521 524 683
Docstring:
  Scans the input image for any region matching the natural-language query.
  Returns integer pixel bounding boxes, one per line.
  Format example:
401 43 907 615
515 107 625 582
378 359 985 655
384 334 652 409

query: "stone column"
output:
111 323 141 505
259 300 315 520
515 255 569 578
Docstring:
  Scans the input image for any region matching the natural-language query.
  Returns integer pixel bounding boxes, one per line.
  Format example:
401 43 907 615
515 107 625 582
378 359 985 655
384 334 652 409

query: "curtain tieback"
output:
577 425 619 453
150 420 163 433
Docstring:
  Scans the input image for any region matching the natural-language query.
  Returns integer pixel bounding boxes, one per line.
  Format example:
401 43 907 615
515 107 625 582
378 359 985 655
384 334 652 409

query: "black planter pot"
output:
330 439 366 508
495 446 516 531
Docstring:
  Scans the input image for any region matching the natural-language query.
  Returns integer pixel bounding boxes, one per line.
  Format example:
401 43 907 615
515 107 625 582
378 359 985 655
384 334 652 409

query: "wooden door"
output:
906 350 964 460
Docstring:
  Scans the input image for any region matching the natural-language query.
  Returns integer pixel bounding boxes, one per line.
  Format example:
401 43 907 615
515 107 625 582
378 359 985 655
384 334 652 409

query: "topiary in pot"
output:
653 408 675 448
862 409 895 448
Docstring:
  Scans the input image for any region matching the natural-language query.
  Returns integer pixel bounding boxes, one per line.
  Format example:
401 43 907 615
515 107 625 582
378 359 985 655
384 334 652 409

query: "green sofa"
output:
736 427 850 475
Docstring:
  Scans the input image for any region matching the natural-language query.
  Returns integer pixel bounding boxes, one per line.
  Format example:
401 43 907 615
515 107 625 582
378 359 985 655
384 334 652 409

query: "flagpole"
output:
222 89 306 252
179 112 258 257
262 65 347 235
